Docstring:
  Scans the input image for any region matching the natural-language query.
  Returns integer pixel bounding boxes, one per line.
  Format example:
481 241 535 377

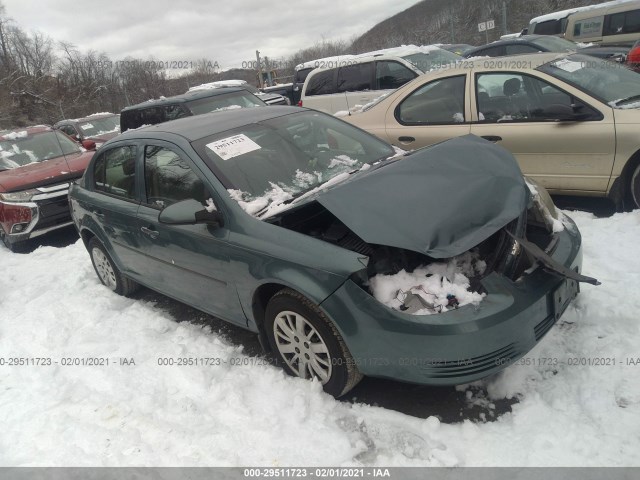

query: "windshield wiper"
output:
611 94 640 106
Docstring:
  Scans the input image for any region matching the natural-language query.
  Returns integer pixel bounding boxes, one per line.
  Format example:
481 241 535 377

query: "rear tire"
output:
88 237 139 296
629 163 640 210
265 288 362 397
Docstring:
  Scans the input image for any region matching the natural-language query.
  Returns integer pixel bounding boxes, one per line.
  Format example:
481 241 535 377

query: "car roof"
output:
0 125 52 140
117 106 305 142
469 35 548 50
121 87 247 112
54 113 118 126
441 51 570 71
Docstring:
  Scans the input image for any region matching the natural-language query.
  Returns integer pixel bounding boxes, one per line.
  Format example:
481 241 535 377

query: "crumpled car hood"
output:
315 135 530 259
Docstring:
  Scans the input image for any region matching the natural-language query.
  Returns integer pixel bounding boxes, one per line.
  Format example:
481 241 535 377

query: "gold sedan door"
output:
469 70 616 194
382 73 472 149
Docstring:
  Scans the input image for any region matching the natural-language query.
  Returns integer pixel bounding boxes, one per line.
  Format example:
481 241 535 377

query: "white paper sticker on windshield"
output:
80 123 94 130
554 59 583 73
206 134 261 160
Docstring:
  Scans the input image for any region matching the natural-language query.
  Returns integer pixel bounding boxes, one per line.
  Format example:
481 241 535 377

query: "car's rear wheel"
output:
88 237 139 296
265 288 362 397
630 163 640 209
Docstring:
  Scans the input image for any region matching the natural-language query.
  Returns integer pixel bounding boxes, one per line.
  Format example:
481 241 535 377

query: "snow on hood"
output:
314 135 529 258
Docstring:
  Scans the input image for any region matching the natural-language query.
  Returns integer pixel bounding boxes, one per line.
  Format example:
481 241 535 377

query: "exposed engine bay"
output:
266 198 563 315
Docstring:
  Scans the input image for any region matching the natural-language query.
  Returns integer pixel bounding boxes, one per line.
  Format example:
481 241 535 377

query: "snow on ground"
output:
1 211 640 466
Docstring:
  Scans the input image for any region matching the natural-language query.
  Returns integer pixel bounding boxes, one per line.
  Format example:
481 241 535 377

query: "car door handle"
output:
92 210 105 219
141 226 159 239
481 135 502 143
398 136 415 144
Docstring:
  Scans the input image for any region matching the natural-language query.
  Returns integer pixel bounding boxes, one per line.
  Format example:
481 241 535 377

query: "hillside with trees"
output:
350 0 603 52
0 0 605 128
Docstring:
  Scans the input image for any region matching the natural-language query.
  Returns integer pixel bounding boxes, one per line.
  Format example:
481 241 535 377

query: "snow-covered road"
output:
1 211 639 466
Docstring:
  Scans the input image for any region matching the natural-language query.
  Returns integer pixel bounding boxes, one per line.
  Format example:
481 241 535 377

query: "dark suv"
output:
120 88 267 132
0 126 95 251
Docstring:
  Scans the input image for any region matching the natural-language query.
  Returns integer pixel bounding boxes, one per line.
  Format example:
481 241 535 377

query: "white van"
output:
300 46 461 115
528 0 640 44
566 1 640 44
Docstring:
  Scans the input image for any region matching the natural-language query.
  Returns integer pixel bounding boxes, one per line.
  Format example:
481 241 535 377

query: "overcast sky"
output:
2 0 419 69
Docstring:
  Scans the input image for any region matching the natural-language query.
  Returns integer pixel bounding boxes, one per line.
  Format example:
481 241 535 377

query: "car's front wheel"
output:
265 288 362 397
88 237 139 296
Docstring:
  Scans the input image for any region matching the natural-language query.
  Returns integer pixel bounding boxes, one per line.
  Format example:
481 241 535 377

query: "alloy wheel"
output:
92 247 117 290
273 310 332 383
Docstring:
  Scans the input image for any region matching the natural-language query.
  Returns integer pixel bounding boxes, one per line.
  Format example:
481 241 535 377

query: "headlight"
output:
525 177 558 219
0 189 39 202
525 177 564 233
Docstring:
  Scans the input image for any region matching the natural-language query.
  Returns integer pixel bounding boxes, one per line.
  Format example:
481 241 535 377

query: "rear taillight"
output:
628 45 640 63
297 100 302 107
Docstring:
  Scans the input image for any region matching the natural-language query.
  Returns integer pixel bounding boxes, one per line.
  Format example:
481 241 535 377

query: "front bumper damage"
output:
320 214 587 386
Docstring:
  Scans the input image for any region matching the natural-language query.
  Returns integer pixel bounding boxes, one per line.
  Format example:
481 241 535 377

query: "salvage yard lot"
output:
1 207 639 466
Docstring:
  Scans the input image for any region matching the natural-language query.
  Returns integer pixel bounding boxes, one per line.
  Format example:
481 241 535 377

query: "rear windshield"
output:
186 91 265 115
532 36 577 52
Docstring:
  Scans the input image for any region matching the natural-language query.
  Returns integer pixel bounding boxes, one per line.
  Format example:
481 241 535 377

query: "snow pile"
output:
228 184 293 217
2 130 28 140
0 211 639 466
189 80 247 92
369 252 486 315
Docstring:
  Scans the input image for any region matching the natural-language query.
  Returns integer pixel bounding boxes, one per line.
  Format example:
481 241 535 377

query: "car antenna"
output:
344 91 351 116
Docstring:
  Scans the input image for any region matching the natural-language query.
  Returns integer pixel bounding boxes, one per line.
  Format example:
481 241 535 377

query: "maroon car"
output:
53 113 120 148
0 126 95 252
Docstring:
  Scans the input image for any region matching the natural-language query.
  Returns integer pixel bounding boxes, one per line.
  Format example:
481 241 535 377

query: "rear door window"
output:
305 70 335 96
506 44 539 55
375 61 417 89
93 145 138 200
397 75 466 124
337 63 373 92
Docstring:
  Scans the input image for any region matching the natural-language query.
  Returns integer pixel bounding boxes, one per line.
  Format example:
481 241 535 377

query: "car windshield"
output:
193 111 396 217
538 54 640 107
532 36 577 52
186 91 265 115
77 115 120 136
0 131 80 170
401 49 462 72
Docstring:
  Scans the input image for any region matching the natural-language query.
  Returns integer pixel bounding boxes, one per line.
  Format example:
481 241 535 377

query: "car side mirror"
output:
82 139 96 150
158 199 224 227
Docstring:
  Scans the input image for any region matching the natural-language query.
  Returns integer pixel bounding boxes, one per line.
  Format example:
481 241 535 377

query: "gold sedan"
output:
344 53 640 208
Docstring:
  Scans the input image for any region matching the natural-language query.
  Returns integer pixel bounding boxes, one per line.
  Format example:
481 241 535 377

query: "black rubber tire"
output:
265 288 362 397
88 237 139 296
628 163 640 210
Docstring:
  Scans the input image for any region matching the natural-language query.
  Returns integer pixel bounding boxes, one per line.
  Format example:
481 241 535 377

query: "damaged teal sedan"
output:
69 106 598 397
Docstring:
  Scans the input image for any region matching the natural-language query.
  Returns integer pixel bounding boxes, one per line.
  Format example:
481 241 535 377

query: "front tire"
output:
265 288 362 397
88 237 138 296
